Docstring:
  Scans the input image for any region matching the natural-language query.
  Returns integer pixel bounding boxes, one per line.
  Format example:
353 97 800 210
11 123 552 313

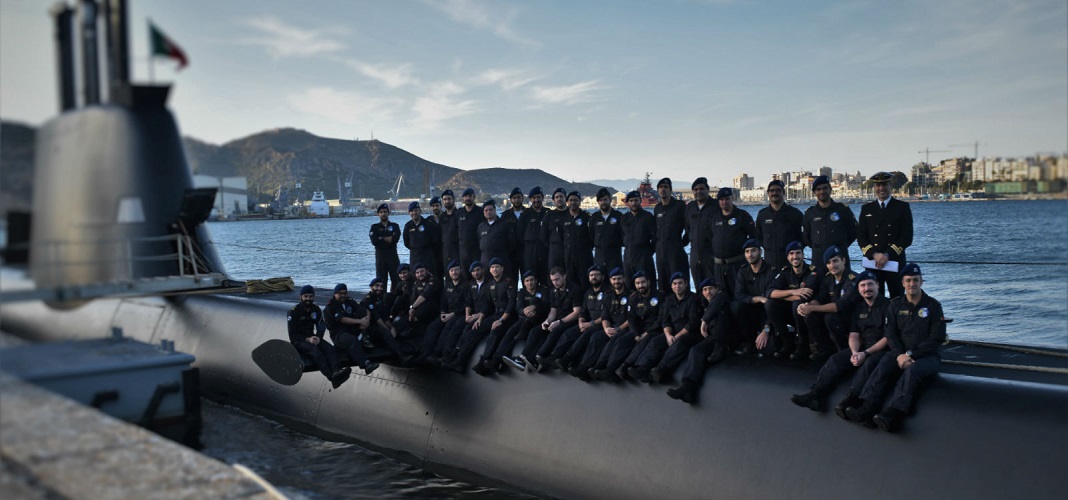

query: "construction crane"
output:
387 173 404 201
917 147 951 165
950 141 984 160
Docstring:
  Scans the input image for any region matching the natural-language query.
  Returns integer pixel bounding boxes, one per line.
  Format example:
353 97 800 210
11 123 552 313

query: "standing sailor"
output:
802 175 856 273
561 191 594 288
857 171 913 298
438 189 461 274
403 201 442 279
518 186 549 282
457 187 486 272
654 177 689 292
710 187 757 297
590 187 625 273
478 199 516 279
369 203 401 291
685 177 715 287
621 190 657 288
543 188 569 277
756 180 803 272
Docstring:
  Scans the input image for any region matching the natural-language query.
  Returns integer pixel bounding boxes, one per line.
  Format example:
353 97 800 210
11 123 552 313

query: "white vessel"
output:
307 190 330 216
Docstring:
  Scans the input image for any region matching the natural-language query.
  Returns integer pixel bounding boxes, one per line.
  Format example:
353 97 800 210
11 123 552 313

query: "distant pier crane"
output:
388 173 404 202
917 147 951 165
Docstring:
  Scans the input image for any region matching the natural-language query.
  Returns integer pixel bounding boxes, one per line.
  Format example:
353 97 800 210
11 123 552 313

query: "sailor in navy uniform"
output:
730 239 777 355
591 271 658 382
546 265 607 371
477 199 516 282
323 283 379 375
621 190 657 289
684 177 715 288
765 241 817 360
568 266 628 380
542 188 569 277
369 204 401 291
428 196 442 223
857 171 913 299
590 187 625 274
444 258 515 374
495 271 552 373
711 187 757 297
438 189 461 274
417 261 468 363
790 270 890 414
402 201 442 279
661 277 730 400
517 187 549 282
755 180 803 272
797 246 861 362
802 175 857 274
456 187 486 272
653 177 689 292
499 187 526 282
288 285 349 388
846 263 946 432
518 265 582 371
561 191 594 288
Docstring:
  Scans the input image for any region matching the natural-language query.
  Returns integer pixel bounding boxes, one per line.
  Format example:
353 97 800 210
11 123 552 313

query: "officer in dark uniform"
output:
561 191 594 288
685 177 715 287
323 283 379 374
403 201 442 279
500 187 526 223
731 239 776 355
569 266 629 381
518 186 549 282
542 187 569 275
544 265 605 371
288 285 349 388
632 277 721 384
654 177 689 292
360 276 400 348
445 258 515 374
428 196 442 223
478 199 517 281
417 260 468 363
765 241 816 360
456 187 486 272
797 246 860 362
369 203 401 291
438 189 461 273
499 187 526 282
711 187 757 297
803 175 857 274
521 266 581 371
846 263 945 432
590 187 624 273
393 263 439 342
621 190 656 288
435 261 489 362
858 171 913 299
496 271 551 373
665 277 735 404
756 180 804 272
388 263 413 318
592 271 659 383
791 270 889 414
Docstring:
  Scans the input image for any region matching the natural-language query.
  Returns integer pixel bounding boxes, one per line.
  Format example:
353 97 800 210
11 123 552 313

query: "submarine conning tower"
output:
30 0 225 291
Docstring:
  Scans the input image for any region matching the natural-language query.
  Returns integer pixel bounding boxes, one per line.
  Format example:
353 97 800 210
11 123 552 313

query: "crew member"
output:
685 177 715 286
664 278 733 405
478 199 516 280
428 196 442 223
710 187 757 297
845 263 945 432
456 187 486 272
542 187 569 275
287 285 349 388
393 264 439 342
496 271 551 373
544 265 606 371
568 266 628 381
756 180 803 272
403 201 442 278
388 263 413 318
323 283 379 375
731 239 777 355
632 277 725 384
621 190 657 288
438 189 460 273
765 241 816 360
797 246 860 363
561 191 593 288
444 258 514 374
499 187 526 282
590 188 624 273
654 177 689 292
435 261 489 363
858 171 913 298
360 277 400 349
418 260 469 364
518 186 549 282
522 266 581 372
790 270 889 414
369 204 401 291
802 175 856 273
592 271 656 382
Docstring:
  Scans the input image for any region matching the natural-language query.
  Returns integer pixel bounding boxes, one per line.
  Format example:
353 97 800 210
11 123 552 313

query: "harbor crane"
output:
949 141 985 160
388 173 404 201
917 147 951 165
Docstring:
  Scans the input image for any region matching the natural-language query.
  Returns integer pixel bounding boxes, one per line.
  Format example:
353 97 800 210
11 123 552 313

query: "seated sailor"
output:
765 241 816 360
287 285 350 388
323 283 379 375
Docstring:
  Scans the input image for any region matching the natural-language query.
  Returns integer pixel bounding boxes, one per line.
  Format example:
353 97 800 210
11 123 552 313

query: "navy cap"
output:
716 187 733 199
333 283 347 293
609 267 624 278
901 262 922 277
692 177 709 189
447 259 461 270
768 179 785 190
488 257 503 267
625 190 640 201
462 187 476 197
670 272 685 283
742 238 761 251
553 187 567 197
299 285 315 295
510 187 523 197
596 187 611 200
483 199 496 208
468 261 483 272
397 263 411 273
369 277 383 288
657 177 672 189
870 171 893 183
441 189 455 198
587 264 604 275
408 201 420 212
413 263 427 271
823 245 843 262
430 196 441 205
522 270 536 280
529 186 543 197
377 203 389 213
632 270 647 281
812 175 830 189
785 241 804 254
699 278 716 289
856 270 878 284
567 190 581 200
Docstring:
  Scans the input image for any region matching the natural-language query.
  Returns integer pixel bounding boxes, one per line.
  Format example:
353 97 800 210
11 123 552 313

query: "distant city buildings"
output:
733 173 754 190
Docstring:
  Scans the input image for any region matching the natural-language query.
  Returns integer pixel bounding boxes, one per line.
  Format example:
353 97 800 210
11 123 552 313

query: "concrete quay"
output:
0 370 281 499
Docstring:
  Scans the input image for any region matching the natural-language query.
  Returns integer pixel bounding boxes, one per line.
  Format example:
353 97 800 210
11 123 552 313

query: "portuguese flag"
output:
149 21 188 69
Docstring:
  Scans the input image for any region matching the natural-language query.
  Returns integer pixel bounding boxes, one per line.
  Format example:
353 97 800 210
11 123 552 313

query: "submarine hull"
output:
3 292 1066 500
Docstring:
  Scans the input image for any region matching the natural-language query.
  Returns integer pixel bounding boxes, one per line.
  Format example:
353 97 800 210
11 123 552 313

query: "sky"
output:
2 0 1066 187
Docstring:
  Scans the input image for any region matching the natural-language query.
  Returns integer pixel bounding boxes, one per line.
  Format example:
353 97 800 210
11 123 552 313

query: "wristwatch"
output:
906 350 914 358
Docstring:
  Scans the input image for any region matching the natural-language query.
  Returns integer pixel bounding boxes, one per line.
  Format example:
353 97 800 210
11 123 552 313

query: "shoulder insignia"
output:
848 273 855 280
918 307 929 318
830 212 840 222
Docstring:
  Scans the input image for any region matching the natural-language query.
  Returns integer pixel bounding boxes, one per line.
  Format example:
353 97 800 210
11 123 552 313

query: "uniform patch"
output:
621 297 628 305
609 217 617 224
536 292 543 298
918 307 929 318
418 225 425 232
598 292 603 300
830 212 840 222
650 297 659 306
287 315 292 321
728 218 736 226
312 312 318 320
576 218 583 226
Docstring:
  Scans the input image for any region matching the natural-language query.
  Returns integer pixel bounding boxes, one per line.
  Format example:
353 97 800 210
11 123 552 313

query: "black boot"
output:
873 408 904 433
834 395 860 421
667 380 697 404
706 342 726 364
790 391 824 412
846 401 878 427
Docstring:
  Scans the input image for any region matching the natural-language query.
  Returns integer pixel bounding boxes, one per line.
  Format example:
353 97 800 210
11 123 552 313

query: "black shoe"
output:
502 355 526 371
667 380 696 404
574 367 592 382
846 403 877 427
554 357 568 371
626 366 642 381
873 408 903 433
650 367 666 384
593 369 620 383
636 369 652 384
706 343 726 364
834 396 860 421
567 365 584 378
330 367 352 389
534 355 550 373
519 354 537 372
790 391 824 412
444 359 465 374
789 346 810 361
362 361 380 375
472 360 491 377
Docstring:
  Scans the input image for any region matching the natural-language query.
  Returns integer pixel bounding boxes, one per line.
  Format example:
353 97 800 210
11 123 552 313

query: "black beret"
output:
596 187 611 200
812 175 830 189
767 179 785 190
692 177 709 189
407 201 420 211
716 187 733 199
441 189 455 198
300 285 315 295
625 190 640 201
377 203 389 213
510 187 523 197
529 186 543 197
462 187 476 196
657 177 672 189
333 283 347 293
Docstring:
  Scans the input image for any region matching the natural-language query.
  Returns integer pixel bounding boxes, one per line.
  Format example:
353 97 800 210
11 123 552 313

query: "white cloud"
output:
531 80 604 106
241 16 347 58
472 68 539 90
411 83 478 130
287 87 404 125
342 59 417 89
422 0 539 47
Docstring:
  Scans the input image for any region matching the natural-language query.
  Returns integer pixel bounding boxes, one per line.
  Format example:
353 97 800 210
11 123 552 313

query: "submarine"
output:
2 2 1067 499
